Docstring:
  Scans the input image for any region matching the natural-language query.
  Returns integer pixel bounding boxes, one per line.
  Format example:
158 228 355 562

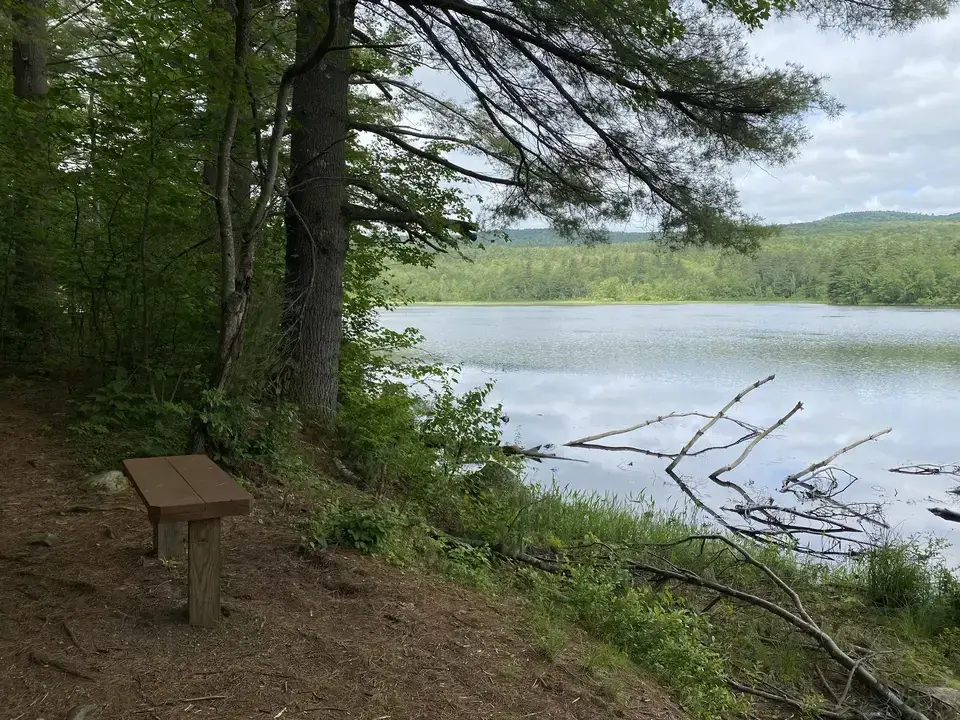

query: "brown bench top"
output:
122 455 252 523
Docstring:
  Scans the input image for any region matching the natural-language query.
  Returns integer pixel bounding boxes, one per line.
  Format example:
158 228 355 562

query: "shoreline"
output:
396 299 960 310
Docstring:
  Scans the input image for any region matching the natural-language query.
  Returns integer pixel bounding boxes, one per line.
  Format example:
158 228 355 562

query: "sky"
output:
740 10 960 224
414 8 960 227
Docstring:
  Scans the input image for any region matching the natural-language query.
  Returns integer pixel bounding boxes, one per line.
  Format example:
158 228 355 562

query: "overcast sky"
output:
415 9 960 228
740 10 960 224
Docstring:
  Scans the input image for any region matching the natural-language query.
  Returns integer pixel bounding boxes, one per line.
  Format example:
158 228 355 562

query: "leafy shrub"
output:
70 368 194 459
337 380 437 496
860 542 935 610
302 503 404 555
71 370 302 472
442 543 495 588
197 388 301 470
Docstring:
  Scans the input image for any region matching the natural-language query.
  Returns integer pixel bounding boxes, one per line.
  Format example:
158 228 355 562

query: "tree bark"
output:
283 0 354 428
12 0 47 99
8 0 49 354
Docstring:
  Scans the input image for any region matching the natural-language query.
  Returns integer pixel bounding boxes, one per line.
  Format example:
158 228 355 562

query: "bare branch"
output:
628 536 930 720
929 507 960 524
668 375 776 473
566 411 759 447
564 376 890 555
709 401 803 483
781 429 892 491
889 463 960 477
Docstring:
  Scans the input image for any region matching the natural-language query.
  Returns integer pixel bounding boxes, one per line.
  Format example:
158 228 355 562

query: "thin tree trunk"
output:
284 0 354 429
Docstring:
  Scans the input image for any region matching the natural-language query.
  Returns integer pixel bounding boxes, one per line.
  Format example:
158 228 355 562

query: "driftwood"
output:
889 464 960 523
557 375 891 557
627 535 927 720
495 376 946 719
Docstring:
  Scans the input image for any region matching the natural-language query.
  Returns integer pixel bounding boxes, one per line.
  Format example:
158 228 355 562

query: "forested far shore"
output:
388 218 960 306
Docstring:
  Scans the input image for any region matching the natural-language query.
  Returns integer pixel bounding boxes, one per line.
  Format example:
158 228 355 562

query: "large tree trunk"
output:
12 0 47 98
283 0 354 428
7 0 48 354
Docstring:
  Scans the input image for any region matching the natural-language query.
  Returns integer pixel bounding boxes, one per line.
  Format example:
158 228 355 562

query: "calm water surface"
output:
381 303 960 554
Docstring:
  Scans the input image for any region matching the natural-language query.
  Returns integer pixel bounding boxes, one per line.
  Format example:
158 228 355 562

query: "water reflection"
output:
382 303 960 559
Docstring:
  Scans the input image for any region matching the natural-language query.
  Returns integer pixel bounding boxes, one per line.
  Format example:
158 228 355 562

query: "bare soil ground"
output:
0 381 681 720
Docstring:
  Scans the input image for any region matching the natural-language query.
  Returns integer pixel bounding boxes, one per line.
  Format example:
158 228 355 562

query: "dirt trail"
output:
0 381 680 720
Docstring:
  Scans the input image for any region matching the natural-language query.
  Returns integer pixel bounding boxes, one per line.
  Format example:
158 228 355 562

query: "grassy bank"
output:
299 475 960 720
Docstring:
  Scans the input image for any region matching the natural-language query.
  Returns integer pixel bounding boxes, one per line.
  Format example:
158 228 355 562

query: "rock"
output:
27 532 62 547
83 470 128 494
66 705 97 720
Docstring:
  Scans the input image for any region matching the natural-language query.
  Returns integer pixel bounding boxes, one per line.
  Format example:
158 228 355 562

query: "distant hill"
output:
817 211 960 224
492 211 960 247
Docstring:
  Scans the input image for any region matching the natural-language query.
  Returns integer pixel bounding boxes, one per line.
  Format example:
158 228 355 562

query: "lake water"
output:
380 303 960 557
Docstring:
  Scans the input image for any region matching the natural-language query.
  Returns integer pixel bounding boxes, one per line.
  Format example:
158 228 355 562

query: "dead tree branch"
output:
889 463 960 477
668 374 776 473
626 535 929 720
559 376 891 556
782 429 892 492
488 529 926 720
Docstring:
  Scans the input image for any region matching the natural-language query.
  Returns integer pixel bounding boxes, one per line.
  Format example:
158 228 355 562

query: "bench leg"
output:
153 521 185 560
188 518 221 627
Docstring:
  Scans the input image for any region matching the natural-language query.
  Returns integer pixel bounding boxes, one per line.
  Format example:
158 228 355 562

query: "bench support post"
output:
153 521 185 560
188 517 221 627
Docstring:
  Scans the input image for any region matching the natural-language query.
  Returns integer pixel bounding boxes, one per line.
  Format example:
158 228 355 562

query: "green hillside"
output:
389 214 960 305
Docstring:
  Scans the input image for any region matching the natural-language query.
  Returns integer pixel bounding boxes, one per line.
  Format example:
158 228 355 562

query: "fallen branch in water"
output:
559 375 890 557
668 374 776 472
782 429 892 493
566 411 761 447
928 507 960 524
888 463 960 477
889 462 960 521
502 444 588 463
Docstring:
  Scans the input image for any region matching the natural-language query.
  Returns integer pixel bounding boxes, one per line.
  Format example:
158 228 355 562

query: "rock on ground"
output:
83 469 128 494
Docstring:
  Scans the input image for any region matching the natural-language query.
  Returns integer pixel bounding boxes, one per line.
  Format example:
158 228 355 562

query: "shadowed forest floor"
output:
0 380 680 720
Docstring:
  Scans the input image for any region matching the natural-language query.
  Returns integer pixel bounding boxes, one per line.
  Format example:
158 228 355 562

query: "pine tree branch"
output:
353 122 521 186
343 202 476 241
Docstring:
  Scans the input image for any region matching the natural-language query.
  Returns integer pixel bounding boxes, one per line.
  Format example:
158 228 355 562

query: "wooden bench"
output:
122 455 252 627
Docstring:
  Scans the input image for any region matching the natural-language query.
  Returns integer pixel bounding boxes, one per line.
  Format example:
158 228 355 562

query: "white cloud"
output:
739 10 960 222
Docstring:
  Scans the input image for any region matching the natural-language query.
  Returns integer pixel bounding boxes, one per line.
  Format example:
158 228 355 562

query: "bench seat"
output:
122 454 252 627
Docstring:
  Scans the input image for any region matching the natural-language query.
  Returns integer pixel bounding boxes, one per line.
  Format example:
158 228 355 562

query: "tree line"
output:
389 220 960 306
